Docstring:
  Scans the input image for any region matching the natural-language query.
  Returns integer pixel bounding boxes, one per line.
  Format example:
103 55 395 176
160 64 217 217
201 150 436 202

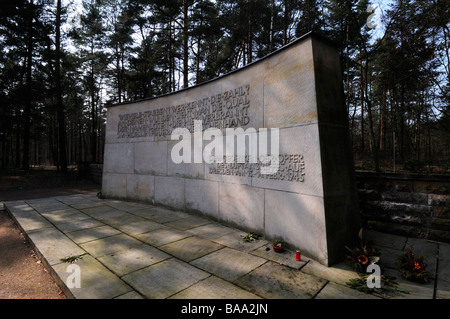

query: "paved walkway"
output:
3 193 449 299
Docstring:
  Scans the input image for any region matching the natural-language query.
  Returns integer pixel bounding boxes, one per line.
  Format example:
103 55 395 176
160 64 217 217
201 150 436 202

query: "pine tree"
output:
70 0 109 162
104 0 134 104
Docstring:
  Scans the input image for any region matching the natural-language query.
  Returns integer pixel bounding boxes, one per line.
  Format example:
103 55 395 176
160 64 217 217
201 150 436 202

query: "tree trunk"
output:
90 60 97 163
15 110 21 168
56 0 67 172
379 90 386 152
366 98 380 172
247 0 253 64
269 0 275 50
183 0 189 88
283 0 288 45
23 0 34 171
116 43 122 103
363 58 379 172
400 84 405 162
359 57 365 153
168 21 173 92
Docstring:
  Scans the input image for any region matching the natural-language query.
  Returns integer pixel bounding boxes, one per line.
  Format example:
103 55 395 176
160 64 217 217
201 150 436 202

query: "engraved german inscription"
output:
117 84 250 139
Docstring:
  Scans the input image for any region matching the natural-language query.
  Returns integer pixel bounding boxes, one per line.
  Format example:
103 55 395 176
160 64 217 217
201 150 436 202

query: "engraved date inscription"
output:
209 154 305 182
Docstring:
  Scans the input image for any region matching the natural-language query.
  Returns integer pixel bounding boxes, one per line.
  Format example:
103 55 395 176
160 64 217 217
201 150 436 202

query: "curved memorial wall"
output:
103 32 360 266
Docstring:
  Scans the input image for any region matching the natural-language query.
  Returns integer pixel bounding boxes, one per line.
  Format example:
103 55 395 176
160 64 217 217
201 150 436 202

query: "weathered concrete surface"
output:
5 193 448 300
314 282 379 299
235 261 327 299
53 255 133 299
437 243 450 299
98 244 171 276
169 276 261 299
158 236 223 262
122 258 210 299
27 227 86 266
190 247 267 282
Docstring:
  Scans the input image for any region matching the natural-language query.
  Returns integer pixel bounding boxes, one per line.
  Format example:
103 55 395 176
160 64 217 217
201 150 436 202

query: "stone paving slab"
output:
70 201 105 210
235 261 327 299
80 205 124 218
374 245 403 269
143 207 190 223
43 213 91 227
190 247 267 282
27 227 86 266
438 245 450 283
436 242 450 299
439 242 450 261
314 281 380 299
40 209 82 222
187 222 237 240
90 209 131 222
65 225 121 244
53 255 133 299
26 197 62 205
363 229 407 250
98 243 171 276
122 258 210 299
250 243 307 269
135 225 193 247
3 193 450 300
164 215 212 231
128 207 159 219
56 195 97 205
99 212 146 227
115 219 163 236
300 258 359 286
159 236 224 262
437 280 450 299
8 203 54 231
383 267 435 299
56 218 105 233
115 291 144 299
212 231 269 253
169 275 262 299
14 212 54 232
80 233 143 257
34 205 75 215
28 199 70 211
102 200 152 213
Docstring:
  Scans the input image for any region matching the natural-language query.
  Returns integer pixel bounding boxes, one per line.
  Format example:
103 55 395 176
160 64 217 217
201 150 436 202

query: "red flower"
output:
357 255 369 265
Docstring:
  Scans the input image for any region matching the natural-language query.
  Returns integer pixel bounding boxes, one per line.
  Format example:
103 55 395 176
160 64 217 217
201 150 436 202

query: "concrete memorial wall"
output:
102 32 360 266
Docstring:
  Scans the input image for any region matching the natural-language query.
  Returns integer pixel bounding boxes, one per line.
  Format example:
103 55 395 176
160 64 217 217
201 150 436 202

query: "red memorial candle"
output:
296 250 301 261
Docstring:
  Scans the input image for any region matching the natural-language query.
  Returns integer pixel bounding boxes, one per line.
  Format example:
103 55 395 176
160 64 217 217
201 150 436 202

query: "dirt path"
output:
0 178 100 299
0 209 67 299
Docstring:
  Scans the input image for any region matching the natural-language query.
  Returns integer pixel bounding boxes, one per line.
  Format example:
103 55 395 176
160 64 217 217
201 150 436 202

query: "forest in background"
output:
0 0 449 174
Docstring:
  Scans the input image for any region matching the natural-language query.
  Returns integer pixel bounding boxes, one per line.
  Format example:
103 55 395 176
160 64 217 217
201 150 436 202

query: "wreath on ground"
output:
397 248 432 283
344 230 408 297
345 238 380 274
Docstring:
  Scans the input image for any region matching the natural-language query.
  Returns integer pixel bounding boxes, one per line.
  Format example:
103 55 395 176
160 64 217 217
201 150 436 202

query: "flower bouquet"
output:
344 230 408 297
345 239 380 274
272 240 285 253
398 248 432 283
